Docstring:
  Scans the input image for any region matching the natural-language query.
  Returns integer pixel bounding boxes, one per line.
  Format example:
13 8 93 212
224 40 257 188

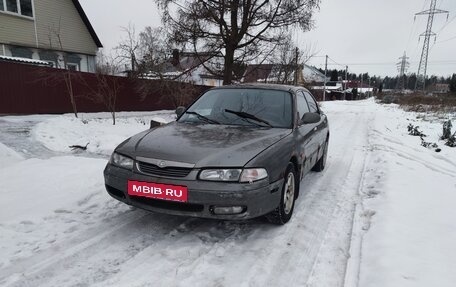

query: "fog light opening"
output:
212 206 245 215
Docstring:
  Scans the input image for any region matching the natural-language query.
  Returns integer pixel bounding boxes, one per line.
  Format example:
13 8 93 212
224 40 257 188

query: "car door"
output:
303 90 327 163
294 90 319 178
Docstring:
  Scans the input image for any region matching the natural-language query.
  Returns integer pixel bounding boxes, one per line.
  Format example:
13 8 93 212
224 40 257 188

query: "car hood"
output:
118 122 291 168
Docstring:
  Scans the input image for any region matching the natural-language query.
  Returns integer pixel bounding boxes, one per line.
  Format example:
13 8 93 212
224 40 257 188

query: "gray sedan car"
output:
104 84 329 224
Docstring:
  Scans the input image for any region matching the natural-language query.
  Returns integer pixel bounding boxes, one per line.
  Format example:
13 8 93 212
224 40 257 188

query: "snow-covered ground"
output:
0 100 455 287
33 111 176 155
346 104 456 287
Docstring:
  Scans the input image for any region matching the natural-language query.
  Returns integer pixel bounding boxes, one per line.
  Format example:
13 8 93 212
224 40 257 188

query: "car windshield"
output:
178 88 293 128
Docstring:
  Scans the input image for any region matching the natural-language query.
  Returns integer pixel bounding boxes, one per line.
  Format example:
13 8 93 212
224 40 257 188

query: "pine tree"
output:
330 70 338 81
450 74 456 93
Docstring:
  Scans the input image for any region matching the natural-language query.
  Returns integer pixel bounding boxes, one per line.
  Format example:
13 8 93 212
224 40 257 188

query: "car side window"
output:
304 91 319 113
296 91 310 120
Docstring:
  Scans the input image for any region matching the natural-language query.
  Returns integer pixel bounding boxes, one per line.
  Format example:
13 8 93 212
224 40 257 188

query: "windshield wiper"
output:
185 111 220 125
224 109 273 127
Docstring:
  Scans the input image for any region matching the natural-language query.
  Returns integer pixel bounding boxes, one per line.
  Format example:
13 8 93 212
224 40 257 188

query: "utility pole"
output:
294 47 299 86
415 0 448 92
360 73 363 98
368 77 371 97
396 51 410 91
323 55 328 101
344 65 348 100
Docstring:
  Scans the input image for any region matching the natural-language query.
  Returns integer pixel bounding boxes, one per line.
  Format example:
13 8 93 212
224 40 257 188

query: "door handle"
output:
313 127 318 131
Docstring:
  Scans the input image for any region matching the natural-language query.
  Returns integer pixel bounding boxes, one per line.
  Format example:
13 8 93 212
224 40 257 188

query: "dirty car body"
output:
104 84 329 224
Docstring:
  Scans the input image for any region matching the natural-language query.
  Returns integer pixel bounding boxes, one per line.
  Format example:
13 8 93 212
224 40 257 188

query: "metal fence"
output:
0 61 209 114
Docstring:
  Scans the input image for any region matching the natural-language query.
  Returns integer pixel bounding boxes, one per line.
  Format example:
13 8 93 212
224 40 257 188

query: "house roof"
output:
243 63 328 83
243 64 275 83
71 0 103 48
0 55 51 66
302 65 327 82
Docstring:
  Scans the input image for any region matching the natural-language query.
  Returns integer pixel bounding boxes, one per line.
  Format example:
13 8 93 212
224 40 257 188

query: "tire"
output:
312 140 328 172
266 163 297 225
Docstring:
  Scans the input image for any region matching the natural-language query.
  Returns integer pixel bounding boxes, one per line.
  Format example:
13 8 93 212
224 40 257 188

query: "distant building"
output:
242 63 328 85
143 51 225 87
310 81 344 92
0 0 102 72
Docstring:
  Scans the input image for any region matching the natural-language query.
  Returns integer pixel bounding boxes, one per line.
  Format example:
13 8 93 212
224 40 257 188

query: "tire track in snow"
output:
261 104 371 287
370 129 456 177
99 102 373 287
0 206 193 286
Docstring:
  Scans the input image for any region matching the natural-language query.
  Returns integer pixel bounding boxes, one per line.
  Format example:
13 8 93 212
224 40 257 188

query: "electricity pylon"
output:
396 51 410 91
415 0 448 92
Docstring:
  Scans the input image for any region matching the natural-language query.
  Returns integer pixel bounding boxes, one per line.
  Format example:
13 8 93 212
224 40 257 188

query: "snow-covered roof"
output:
302 64 328 82
0 55 51 66
311 85 343 91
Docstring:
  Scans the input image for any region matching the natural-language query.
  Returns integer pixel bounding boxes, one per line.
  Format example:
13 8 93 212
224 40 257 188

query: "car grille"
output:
130 196 204 212
137 161 192 178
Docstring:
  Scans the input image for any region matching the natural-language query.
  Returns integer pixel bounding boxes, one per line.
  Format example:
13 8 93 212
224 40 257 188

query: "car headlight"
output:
110 152 134 170
199 168 268 182
199 169 242 181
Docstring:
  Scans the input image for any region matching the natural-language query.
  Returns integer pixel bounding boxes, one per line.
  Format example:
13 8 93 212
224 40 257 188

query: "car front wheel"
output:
266 163 297 225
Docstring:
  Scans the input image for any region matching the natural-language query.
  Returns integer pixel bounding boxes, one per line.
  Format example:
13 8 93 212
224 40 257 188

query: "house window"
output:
0 0 33 17
39 51 58 66
5 0 18 13
66 63 79 71
39 51 59 68
66 53 81 71
19 0 32 16
11 47 33 58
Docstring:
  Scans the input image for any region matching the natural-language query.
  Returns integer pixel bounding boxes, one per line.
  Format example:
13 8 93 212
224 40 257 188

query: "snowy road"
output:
5 100 451 286
0 102 372 287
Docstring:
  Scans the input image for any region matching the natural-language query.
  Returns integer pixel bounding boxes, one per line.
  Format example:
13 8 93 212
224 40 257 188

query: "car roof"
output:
211 83 310 93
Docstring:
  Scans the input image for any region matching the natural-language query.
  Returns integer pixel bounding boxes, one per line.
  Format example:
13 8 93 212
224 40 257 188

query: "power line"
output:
320 60 456 66
435 13 456 34
415 0 449 91
327 56 345 67
436 34 456 43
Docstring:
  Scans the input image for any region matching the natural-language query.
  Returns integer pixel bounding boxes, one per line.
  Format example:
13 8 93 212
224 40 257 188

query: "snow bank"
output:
349 100 456 287
33 111 175 155
0 142 24 168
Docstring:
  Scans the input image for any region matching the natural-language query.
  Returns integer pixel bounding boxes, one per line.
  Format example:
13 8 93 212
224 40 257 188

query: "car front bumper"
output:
103 164 283 220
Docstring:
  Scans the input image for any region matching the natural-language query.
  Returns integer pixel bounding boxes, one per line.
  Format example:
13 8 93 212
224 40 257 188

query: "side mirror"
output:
175 106 186 117
301 112 321 125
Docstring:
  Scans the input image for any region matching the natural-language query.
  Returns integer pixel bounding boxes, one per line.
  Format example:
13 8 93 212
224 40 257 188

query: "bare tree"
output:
113 26 208 108
136 26 173 76
114 23 141 73
155 0 321 85
124 26 200 108
136 78 200 108
84 53 122 125
271 35 319 85
39 19 79 118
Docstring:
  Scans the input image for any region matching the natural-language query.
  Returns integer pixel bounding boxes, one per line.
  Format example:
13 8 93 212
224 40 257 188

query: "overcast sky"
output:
79 0 456 77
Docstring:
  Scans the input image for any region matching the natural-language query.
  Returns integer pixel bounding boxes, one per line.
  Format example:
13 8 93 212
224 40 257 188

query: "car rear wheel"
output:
266 163 297 225
312 139 328 172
